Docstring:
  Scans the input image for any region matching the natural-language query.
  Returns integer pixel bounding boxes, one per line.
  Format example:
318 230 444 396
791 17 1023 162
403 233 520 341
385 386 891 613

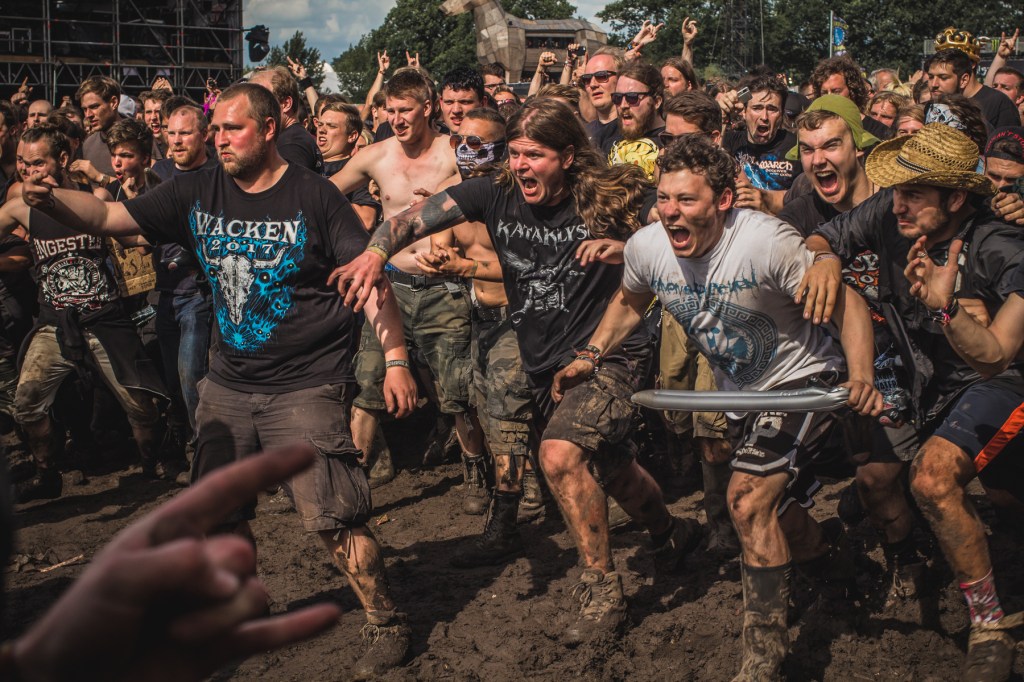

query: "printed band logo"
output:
40 255 113 310
190 202 306 353
665 296 777 386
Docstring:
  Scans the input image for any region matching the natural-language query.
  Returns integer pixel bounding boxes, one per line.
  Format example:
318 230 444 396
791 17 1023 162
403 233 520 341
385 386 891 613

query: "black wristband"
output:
298 76 313 90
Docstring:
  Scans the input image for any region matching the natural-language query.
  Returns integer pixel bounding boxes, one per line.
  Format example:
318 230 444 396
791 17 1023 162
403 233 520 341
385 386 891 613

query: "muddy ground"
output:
4 414 1024 682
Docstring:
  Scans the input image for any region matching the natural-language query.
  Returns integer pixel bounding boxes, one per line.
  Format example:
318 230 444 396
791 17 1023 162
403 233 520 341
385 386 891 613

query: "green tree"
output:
332 0 578 100
266 31 326 91
504 0 575 20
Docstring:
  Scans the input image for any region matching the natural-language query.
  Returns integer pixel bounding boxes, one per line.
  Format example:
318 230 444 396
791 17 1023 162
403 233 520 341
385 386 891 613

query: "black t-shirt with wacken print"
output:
445 175 652 375
124 163 368 393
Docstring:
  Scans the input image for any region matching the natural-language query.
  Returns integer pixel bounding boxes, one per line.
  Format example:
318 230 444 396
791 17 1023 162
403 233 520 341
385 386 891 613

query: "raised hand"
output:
286 55 307 80
682 17 698 44
904 235 960 311
377 50 390 74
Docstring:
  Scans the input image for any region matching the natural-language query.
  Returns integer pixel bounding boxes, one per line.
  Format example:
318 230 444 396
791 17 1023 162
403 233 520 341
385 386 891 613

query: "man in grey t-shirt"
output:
554 135 883 680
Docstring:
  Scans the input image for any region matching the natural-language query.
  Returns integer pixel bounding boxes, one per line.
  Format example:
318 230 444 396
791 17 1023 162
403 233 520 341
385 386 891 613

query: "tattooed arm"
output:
328 191 466 311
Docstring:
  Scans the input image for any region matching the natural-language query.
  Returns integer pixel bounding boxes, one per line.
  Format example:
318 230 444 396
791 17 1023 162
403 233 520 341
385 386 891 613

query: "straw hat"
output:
864 123 996 196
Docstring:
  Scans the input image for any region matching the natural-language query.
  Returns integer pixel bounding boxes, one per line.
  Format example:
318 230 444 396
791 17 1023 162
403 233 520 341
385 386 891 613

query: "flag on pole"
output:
830 13 849 57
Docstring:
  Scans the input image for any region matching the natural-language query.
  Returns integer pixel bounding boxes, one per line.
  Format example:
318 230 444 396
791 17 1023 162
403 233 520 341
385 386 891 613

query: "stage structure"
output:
441 0 606 82
0 0 243 104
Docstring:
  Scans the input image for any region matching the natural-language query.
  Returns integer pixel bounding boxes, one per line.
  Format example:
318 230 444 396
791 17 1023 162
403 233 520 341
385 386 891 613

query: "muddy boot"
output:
367 434 396 489
733 563 791 682
651 516 703 575
962 620 1017 682
702 460 740 557
518 469 545 522
607 497 631 531
132 423 170 480
451 491 523 568
462 453 490 515
883 535 927 607
565 568 628 645
352 610 411 680
16 466 62 503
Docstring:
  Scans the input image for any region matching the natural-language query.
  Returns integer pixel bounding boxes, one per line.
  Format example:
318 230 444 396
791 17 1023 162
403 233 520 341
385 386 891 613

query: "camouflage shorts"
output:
353 278 471 414
471 309 533 456
538 359 641 487
659 312 727 439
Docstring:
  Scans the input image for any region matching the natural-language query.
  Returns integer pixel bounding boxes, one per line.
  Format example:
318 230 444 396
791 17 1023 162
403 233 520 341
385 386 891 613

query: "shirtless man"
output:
331 68 485 509
415 107 543 564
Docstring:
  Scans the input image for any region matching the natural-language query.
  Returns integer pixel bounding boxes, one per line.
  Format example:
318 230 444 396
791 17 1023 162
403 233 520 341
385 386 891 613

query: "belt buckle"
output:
410 274 427 290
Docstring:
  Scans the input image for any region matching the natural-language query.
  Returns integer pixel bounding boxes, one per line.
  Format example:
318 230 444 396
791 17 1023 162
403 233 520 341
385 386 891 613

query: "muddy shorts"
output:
728 372 844 511
531 357 646 487
659 312 727 439
352 270 471 414
193 379 371 532
857 417 920 464
471 305 533 456
932 381 1024 500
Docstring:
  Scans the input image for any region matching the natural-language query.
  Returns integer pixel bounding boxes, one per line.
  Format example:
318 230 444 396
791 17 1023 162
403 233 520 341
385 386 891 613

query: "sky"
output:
242 0 612 69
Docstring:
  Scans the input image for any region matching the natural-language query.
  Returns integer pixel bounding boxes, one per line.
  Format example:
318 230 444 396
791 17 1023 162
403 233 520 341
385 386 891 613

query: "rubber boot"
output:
451 491 523 567
462 453 491 515
702 460 740 557
733 563 792 682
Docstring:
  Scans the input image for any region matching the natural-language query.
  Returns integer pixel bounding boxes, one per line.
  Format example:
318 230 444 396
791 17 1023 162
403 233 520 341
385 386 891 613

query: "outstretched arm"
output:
362 279 417 417
830 284 883 416
327 191 466 311
551 286 651 402
21 174 141 237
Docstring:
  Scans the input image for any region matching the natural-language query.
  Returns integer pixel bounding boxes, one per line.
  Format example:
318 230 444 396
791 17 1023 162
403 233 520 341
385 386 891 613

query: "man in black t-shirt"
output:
926 47 1020 130
1 125 164 502
18 84 417 679
316 100 380 229
335 98 701 645
579 48 623 155
803 124 1024 677
249 66 324 174
719 74 801 214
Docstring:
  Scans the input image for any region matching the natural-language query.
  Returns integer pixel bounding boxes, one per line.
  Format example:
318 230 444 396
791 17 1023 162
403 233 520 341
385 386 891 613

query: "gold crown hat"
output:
864 123 996 196
934 27 981 62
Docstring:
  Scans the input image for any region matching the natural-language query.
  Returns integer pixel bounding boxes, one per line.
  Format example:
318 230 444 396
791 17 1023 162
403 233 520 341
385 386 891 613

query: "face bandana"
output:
456 140 506 178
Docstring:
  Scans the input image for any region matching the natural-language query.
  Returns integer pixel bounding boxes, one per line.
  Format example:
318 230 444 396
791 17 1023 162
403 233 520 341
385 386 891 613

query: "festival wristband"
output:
813 252 840 264
385 359 411 370
366 244 390 262
298 76 314 90
927 297 960 327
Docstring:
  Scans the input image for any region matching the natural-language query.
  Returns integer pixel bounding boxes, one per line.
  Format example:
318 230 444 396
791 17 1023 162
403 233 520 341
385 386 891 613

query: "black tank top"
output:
29 207 119 318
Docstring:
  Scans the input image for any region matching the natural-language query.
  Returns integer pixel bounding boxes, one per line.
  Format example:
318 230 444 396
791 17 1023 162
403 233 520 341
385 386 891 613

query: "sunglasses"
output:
658 132 680 147
578 70 617 86
494 98 517 106
611 91 651 106
449 134 502 150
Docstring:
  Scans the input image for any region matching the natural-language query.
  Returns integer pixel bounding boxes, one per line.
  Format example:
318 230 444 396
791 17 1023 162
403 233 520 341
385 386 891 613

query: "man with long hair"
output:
333 98 701 643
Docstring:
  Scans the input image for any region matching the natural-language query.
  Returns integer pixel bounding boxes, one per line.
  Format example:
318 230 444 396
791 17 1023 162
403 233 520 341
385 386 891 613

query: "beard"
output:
221 137 267 180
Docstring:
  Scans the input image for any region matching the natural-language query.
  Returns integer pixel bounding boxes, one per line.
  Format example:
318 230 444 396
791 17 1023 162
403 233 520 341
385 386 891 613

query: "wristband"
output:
385 359 410 370
366 244 390 262
298 76 314 90
575 344 603 369
812 252 840 264
927 297 960 326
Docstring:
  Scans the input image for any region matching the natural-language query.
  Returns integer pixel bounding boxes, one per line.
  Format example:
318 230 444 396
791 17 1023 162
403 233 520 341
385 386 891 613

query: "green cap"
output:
785 94 881 161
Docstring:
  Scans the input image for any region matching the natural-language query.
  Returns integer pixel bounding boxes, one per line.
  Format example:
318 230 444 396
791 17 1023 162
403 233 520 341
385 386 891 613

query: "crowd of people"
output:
0 16 1023 682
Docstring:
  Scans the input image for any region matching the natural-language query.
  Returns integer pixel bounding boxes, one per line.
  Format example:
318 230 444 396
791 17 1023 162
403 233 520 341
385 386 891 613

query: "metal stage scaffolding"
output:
0 0 243 104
